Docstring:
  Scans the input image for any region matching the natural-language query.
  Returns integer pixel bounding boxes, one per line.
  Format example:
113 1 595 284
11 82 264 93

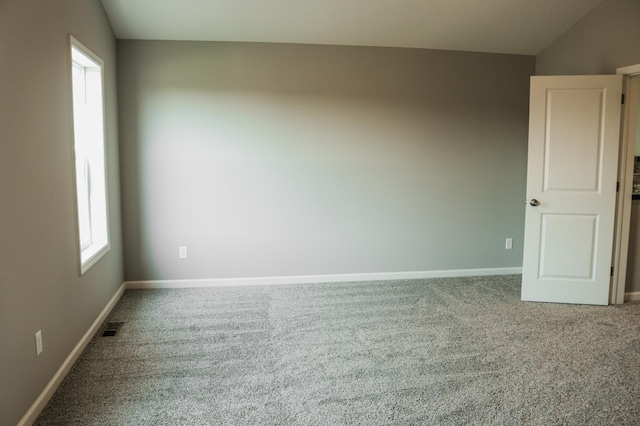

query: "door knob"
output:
529 199 540 207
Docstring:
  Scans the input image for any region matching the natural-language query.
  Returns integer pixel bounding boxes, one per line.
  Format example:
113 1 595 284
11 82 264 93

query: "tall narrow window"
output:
70 37 109 274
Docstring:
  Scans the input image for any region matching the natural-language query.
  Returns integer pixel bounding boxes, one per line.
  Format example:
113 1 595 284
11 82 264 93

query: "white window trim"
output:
69 35 111 275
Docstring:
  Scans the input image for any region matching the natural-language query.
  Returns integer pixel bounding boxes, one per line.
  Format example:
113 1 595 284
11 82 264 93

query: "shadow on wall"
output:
117 41 533 282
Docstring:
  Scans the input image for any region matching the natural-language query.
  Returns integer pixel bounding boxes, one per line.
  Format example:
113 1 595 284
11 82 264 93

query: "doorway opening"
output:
612 66 640 304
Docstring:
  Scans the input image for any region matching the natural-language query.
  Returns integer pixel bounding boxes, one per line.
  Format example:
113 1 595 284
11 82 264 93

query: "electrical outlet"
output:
35 330 43 356
505 238 513 250
179 246 188 259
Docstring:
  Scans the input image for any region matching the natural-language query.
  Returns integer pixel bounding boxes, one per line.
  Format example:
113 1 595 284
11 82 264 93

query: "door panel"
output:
545 90 604 191
522 75 622 305
539 214 596 279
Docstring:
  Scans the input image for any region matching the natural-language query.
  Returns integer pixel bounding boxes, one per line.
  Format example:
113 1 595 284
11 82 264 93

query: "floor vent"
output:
102 322 124 337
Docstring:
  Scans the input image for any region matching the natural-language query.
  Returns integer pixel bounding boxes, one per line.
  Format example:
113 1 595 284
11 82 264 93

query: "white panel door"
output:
522 75 622 305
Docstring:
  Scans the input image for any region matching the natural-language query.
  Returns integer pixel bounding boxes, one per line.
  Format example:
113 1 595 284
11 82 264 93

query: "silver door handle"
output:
529 199 540 207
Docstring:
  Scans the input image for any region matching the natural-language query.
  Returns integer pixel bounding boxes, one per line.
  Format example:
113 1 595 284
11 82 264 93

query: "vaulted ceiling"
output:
100 0 605 55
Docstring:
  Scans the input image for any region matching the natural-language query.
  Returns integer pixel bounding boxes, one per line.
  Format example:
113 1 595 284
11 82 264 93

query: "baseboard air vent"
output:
101 322 124 337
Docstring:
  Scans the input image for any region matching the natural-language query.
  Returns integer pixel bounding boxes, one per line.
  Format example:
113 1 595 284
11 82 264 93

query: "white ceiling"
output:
100 0 605 55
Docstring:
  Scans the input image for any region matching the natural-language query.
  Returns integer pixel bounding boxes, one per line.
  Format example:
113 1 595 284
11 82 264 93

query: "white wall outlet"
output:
35 330 43 356
505 238 513 250
179 246 188 259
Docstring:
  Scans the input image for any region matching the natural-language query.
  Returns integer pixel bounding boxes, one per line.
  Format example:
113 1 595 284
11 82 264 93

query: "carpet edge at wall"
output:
18 283 127 426
124 267 524 289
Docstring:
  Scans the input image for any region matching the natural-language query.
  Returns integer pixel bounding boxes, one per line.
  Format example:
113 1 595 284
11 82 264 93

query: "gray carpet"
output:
35 275 640 425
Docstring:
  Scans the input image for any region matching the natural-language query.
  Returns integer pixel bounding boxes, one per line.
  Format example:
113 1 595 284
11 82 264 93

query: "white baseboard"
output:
125 267 523 289
624 291 640 302
18 283 126 426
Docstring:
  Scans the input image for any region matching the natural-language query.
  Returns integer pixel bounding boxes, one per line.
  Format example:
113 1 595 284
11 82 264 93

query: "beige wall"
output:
117 41 534 282
0 1 124 425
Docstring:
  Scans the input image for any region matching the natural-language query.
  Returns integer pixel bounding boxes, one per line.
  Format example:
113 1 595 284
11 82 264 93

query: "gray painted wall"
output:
535 0 640 293
117 41 534 282
626 201 640 293
536 0 640 75
0 1 123 425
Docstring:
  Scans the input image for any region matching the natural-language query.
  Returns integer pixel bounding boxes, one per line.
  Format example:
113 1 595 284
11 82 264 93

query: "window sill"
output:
80 243 110 275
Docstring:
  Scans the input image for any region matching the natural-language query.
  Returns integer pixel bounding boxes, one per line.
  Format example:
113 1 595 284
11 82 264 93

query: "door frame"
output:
611 64 640 304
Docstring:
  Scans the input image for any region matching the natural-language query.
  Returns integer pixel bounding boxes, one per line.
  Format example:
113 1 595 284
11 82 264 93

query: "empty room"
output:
2 0 640 424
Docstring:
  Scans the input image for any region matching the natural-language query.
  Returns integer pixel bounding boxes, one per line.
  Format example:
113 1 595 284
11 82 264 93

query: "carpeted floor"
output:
35 275 640 425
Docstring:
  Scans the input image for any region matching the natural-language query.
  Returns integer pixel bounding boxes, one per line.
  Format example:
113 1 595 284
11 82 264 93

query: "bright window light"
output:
70 37 110 274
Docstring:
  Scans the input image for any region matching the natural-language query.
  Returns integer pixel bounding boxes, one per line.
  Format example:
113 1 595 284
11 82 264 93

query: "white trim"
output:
624 291 640 302
17 283 126 426
68 34 112 277
80 244 111 275
612 67 640 304
617 64 640 76
125 267 523 289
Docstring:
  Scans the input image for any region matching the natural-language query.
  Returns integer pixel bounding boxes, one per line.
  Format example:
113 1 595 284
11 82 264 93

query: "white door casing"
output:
612 67 640 304
522 75 623 305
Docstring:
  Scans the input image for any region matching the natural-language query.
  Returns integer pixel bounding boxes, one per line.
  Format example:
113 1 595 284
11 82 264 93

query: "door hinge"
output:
611 266 614 277
617 181 620 192
622 93 626 105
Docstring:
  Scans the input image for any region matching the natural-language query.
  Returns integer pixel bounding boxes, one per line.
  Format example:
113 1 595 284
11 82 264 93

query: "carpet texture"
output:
35 275 640 425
